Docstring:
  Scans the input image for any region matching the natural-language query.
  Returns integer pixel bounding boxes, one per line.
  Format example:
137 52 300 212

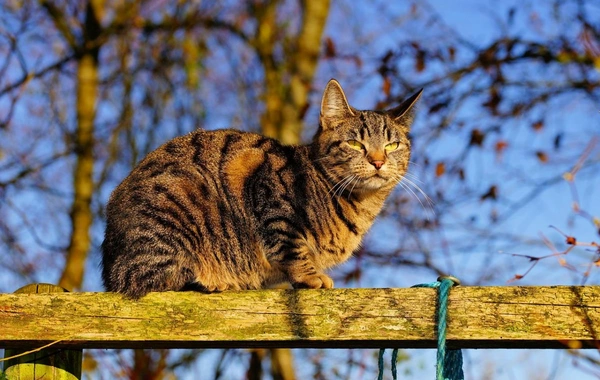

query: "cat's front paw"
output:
292 273 334 289
206 283 229 292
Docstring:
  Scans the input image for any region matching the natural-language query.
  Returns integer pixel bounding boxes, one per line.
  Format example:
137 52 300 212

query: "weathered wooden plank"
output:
0 286 599 349
3 284 82 380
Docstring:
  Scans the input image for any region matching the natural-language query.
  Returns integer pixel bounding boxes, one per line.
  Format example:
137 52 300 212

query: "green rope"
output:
378 276 464 380
377 348 399 380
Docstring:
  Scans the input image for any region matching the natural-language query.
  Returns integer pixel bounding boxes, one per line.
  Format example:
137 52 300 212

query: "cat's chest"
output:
306 226 362 271
309 202 378 270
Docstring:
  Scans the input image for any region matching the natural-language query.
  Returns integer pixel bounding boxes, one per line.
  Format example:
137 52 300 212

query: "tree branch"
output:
0 54 75 97
39 0 79 50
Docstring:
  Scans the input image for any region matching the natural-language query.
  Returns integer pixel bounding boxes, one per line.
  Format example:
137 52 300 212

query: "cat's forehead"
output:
346 110 407 138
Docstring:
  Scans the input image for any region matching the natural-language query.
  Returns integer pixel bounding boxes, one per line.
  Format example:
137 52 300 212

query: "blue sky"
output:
1 0 600 379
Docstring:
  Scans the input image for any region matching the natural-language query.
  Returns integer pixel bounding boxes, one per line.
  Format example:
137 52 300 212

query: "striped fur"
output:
101 79 422 298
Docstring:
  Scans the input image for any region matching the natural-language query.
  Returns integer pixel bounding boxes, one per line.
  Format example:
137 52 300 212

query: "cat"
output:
101 79 422 298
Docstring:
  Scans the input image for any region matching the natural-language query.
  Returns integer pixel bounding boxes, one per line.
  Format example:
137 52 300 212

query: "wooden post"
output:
2 284 82 380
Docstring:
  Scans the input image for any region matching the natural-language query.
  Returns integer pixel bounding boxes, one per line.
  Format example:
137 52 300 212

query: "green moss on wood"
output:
0 286 599 350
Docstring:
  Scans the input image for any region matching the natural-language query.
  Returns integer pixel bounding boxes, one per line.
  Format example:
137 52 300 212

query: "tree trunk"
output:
59 53 97 291
281 0 330 145
256 0 330 145
58 0 103 291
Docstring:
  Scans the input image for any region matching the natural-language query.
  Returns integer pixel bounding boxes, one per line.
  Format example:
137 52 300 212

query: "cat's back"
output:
103 127 292 249
108 128 270 200
128 128 265 179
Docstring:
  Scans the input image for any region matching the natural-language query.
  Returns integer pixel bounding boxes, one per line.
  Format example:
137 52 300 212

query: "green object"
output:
379 276 464 380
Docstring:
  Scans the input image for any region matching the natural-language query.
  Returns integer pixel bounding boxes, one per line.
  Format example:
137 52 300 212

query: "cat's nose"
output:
370 160 384 170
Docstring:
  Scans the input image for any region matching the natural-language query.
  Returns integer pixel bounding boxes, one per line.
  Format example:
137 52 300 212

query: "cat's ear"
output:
320 79 356 124
388 88 423 123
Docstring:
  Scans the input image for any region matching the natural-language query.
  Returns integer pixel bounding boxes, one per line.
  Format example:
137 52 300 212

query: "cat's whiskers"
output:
347 175 361 200
397 174 434 206
398 180 428 211
327 175 355 199
403 171 425 185
337 175 358 199
394 174 436 216
327 176 349 197
408 160 422 168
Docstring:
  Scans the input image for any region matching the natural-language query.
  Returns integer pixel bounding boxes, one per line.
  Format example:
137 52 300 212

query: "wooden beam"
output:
3 284 82 380
1 286 599 350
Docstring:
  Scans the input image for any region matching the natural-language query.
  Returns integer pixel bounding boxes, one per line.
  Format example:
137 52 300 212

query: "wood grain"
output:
1 286 599 349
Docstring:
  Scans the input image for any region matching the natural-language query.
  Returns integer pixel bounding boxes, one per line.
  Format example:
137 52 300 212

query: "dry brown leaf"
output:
435 162 445 177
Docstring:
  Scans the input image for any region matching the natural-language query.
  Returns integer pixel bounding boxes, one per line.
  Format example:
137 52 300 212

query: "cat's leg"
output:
265 241 334 289
288 256 334 289
291 271 334 289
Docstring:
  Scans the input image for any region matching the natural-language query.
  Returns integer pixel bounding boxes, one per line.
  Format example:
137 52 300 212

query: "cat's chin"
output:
355 175 394 192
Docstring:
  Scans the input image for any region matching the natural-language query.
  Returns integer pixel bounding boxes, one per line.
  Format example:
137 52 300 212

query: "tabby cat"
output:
101 79 422 298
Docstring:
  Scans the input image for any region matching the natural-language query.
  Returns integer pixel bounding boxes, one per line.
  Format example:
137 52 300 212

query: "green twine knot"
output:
378 276 464 380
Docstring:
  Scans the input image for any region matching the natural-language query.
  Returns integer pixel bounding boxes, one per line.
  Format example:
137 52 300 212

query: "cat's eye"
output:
385 142 400 152
347 140 365 150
